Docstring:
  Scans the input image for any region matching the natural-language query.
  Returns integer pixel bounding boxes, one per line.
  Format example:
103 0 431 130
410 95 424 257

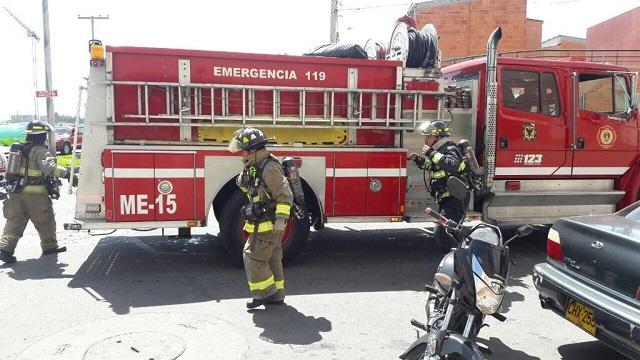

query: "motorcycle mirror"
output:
504 225 535 247
447 176 469 200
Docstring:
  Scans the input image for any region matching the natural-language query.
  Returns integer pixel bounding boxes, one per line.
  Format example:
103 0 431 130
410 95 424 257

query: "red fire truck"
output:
65 26 639 262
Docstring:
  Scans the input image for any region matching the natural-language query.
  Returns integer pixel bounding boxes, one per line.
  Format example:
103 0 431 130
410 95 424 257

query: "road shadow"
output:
5 254 73 281
65 224 549 315
67 226 442 314
478 337 541 360
250 304 332 345
557 340 628 359
498 227 547 314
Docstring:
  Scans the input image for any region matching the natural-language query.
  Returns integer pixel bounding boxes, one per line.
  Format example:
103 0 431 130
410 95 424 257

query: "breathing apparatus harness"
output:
4 142 61 199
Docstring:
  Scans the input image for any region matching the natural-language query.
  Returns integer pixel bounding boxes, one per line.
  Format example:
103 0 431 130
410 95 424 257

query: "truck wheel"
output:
219 191 310 266
61 142 72 155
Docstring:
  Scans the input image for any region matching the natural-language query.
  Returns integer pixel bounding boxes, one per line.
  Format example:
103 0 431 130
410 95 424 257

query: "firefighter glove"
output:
236 171 250 192
70 174 79 187
422 144 434 157
409 153 426 168
274 218 287 232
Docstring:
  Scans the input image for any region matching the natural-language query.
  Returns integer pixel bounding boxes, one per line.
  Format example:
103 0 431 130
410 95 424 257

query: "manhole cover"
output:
84 332 185 360
14 312 248 360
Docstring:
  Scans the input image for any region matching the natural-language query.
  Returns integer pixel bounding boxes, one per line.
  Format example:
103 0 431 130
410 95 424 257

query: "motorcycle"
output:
400 178 533 360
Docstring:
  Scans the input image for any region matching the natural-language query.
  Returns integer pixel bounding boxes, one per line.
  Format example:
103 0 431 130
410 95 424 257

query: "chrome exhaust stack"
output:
483 27 502 190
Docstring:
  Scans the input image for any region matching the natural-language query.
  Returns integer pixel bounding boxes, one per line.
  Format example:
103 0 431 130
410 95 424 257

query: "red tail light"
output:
505 181 521 191
547 228 564 261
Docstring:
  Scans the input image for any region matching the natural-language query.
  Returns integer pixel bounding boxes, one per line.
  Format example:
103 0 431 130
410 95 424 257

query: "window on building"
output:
579 74 630 117
502 70 542 114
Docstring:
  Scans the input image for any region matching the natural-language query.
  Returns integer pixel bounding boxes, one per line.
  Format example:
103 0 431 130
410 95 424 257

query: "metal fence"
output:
443 49 640 68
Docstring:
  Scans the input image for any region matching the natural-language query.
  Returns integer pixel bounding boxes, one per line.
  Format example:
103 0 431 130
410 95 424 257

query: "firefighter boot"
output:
0 250 17 264
246 297 266 309
42 246 67 256
266 296 284 306
246 294 282 309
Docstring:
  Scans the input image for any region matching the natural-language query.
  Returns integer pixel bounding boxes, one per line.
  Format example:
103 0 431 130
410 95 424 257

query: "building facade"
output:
410 0 542 60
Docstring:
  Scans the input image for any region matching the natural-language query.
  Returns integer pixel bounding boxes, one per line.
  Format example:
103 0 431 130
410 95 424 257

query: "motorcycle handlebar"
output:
425 207 458 228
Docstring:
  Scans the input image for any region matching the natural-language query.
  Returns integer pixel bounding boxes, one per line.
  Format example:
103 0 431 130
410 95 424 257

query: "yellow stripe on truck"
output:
198 127 348 146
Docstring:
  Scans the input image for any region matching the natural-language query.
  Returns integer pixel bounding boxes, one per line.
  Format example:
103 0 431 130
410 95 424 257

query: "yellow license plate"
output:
565 298 597 336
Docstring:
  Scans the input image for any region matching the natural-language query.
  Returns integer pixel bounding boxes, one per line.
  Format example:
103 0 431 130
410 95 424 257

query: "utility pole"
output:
77 14 109 39
330 0 339 43
3 6 41 120
42 0 55 126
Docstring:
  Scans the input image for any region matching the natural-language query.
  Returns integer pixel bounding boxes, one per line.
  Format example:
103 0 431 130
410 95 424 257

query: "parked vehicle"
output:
401 178 533 360
55 125 83 155
533 200 640 359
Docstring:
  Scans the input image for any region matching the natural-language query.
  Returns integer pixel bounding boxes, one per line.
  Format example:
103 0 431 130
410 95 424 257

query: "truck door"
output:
571 72 637 177
496 67 569 177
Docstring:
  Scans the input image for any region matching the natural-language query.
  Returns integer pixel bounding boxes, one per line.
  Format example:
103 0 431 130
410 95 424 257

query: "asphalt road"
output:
0 183 630 359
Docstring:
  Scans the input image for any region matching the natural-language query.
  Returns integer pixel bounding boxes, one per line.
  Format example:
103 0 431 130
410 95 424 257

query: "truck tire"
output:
61 142 72 155
219 191 310 266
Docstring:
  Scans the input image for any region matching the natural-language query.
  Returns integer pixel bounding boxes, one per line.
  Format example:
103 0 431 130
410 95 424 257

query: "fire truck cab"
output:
443 50 640 225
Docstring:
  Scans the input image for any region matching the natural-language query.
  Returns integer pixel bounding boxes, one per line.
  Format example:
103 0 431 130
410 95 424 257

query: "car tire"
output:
61 142 72 155
219 190 310 266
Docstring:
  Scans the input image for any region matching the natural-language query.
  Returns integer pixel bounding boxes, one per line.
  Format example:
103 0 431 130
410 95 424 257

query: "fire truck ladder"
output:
105 81 451 132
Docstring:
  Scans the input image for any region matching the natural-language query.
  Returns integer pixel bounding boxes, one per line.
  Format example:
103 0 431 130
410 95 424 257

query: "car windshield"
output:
616 201 640 221
56 128 70 135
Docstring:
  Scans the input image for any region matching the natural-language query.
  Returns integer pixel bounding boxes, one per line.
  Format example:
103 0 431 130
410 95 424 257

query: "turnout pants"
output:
434 197 465 253
0 193 58 254
243 230 285 300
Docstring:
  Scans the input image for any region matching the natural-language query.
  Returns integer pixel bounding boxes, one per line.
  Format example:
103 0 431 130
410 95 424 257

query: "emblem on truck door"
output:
522 122 536 141
597 125 616 149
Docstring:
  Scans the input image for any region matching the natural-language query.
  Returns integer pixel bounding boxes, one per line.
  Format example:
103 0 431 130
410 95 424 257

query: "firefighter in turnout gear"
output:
0 120 74 264
409 120 465 253
228 127 294 309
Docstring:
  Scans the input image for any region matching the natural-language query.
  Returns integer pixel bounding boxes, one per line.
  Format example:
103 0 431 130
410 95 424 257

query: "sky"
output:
0 0 639 122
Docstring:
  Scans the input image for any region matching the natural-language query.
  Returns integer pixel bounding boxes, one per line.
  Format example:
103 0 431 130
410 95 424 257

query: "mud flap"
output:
399 334 429 359
441 333 483 360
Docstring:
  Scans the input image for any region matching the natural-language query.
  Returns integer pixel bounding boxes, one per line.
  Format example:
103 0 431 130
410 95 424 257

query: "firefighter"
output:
0 120 75 264
409 120 465 253
228 127 293 309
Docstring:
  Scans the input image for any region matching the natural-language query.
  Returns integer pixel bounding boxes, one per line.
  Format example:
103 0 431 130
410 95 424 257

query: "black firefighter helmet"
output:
228 127 268 153
24 120 51 135
24 120 51 144
418 120 451 137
